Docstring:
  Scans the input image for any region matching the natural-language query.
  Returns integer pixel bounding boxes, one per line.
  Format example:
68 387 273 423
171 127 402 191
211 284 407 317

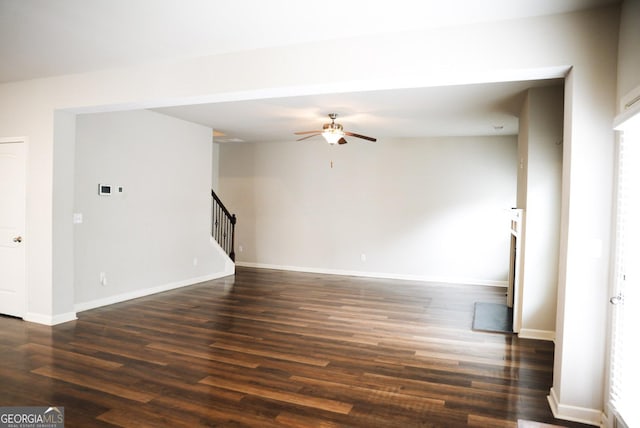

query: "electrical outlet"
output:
361 253 367 262
193 257 198 266
99 272 107 286
239 245 243 252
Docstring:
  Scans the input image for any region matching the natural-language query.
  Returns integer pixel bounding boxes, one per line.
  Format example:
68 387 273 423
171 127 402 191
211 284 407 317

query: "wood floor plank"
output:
290 374 446 409
31 365 155 403
0 267 594 427
275 412 343 427
210 341 331 367
149 396 285 428
19 342 123 370
145 341 260 368
468 414 518 427
97 407 199 428
199 376 354 415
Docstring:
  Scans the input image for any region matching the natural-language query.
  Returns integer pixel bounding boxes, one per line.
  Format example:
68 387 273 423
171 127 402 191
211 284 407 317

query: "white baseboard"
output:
601 411 614 428
209 236 236 273
518 328 555 342
24 311 77 326
547 387 602 427
235 262 508 287
75 270 234 313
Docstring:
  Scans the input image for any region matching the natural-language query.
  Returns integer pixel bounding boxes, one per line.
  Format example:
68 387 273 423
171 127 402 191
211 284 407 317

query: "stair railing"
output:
211 189 236 261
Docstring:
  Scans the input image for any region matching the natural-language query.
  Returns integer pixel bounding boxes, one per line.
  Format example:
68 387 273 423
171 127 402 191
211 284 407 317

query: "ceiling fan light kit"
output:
322 130 344 145
321 113 345 144
295 113 376 145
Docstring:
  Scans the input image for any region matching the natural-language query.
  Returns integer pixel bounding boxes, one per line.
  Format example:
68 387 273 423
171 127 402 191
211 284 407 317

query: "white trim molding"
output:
548 387 603 427
615 85 640 130
210 236 236 274
24 311 77 326
601 410 615 428
235 262 508 287
76 238 235 314
75 270 234 313
518 328 555 342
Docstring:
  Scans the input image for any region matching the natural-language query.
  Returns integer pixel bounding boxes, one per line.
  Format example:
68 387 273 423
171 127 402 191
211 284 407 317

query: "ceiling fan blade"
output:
338 138 348 145
294 130 323 135
344 131 376 142
296 134 321 141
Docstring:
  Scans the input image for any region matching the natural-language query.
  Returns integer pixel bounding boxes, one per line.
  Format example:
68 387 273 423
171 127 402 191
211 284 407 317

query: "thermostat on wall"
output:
98 184 112 195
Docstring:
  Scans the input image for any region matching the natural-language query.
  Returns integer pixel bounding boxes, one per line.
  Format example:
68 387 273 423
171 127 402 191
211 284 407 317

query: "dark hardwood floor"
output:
0 267 592 427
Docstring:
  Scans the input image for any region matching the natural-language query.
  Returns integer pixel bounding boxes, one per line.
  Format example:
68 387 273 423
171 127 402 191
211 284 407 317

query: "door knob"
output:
13 236 22 243
610 294 623 305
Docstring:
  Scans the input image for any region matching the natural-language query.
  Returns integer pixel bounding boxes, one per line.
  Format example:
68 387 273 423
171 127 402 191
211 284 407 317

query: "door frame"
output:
0 136 28 318
508 208 524 333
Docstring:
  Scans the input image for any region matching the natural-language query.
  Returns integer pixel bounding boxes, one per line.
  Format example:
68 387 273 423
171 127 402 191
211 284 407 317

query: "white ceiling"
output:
0 0 613 140
152 79 562 142
0 0 617 84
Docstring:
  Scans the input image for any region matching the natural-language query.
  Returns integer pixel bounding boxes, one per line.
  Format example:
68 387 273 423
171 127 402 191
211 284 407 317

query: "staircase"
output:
211 189 236 261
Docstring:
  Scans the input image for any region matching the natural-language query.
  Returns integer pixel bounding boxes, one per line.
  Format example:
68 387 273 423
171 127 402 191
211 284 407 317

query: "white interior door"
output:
0 140 26 318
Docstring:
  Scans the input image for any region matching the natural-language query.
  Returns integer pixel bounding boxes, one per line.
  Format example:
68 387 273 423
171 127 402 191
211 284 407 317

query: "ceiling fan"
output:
294 113 377 145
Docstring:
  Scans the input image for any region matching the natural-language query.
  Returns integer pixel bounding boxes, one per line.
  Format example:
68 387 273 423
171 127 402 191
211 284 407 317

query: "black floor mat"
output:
472 302 514 334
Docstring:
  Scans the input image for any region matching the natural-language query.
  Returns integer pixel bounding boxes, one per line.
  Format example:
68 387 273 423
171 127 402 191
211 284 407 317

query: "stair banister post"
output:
230 214 236 262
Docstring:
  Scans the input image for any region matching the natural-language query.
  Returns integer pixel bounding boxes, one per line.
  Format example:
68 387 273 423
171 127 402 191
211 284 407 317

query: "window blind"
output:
610 122 640 428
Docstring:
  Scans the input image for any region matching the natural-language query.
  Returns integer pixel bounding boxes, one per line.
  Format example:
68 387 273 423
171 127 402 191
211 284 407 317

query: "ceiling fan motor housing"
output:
323 122 343 132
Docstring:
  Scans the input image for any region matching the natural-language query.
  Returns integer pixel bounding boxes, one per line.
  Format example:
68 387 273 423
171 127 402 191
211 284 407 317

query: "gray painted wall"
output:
220 136 517 285
74 109 226 308
517 85 564 338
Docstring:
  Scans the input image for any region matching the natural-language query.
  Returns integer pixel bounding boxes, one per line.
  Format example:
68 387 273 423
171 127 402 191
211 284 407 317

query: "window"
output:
610 111 640 428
